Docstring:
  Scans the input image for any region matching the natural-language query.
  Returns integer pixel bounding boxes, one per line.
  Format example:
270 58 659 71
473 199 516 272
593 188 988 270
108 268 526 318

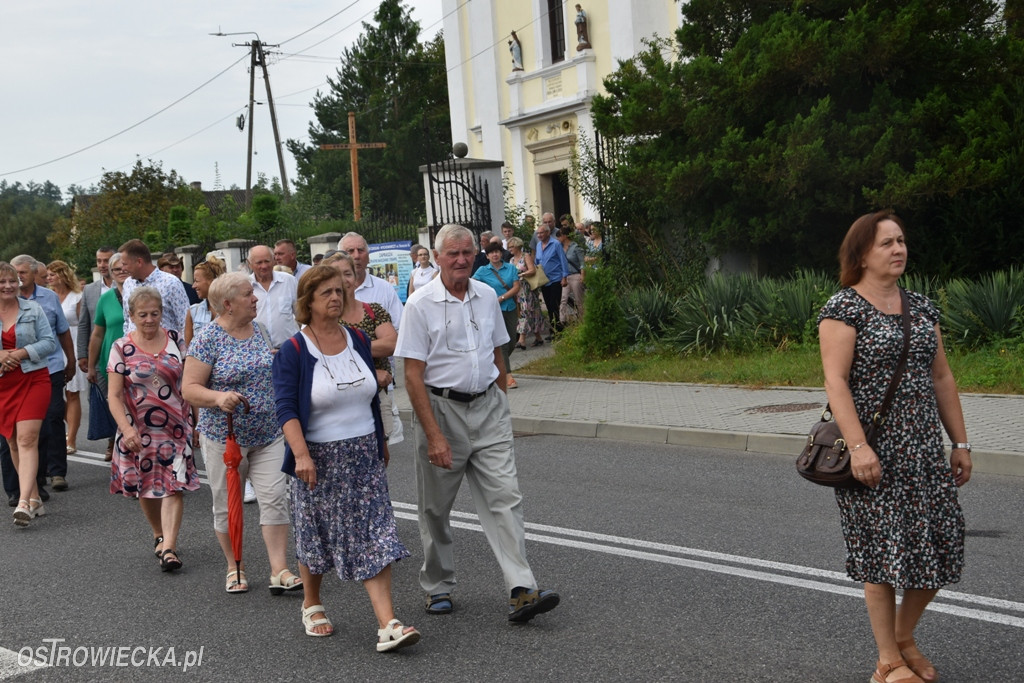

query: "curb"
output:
397 410 1023 478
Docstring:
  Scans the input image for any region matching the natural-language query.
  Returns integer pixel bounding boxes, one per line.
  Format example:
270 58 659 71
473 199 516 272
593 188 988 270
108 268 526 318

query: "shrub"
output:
576 265 629 357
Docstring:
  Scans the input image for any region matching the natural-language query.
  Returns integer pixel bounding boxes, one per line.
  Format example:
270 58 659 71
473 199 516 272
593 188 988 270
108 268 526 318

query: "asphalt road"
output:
1 433 1021 682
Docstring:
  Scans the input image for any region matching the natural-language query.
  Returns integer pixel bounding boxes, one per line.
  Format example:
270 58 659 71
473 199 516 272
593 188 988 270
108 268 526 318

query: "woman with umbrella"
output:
107 287 198 570
273 266 419 651
182 272 301 595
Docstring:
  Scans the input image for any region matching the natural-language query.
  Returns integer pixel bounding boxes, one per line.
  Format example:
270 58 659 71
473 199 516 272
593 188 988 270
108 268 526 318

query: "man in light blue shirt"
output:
533 213 570 335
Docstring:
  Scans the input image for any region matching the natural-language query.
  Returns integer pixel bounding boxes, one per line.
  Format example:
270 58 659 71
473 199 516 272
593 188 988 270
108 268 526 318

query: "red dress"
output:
0 325 51 438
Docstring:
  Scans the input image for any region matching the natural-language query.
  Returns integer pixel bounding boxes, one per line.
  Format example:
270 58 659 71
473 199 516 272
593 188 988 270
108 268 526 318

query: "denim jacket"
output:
9 298 57 373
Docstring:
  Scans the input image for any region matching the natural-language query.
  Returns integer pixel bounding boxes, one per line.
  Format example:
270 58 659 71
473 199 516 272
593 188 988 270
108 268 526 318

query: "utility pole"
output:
245 43 257 210
213 31 291 208
319 111 387 221
253 41 290 200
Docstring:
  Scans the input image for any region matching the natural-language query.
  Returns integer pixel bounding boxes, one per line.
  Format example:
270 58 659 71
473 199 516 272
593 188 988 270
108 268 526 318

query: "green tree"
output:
0 180 66 264
588 0 1024 279
49 160 202 272
288 0 450 218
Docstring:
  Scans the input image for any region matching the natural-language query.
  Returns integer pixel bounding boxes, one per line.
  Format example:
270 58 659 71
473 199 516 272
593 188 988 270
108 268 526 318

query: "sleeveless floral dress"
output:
818 288 965 589
514 255 549 337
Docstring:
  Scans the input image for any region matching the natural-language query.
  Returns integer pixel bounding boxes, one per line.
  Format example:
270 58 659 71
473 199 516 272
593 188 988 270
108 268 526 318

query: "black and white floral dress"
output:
818 288 965 589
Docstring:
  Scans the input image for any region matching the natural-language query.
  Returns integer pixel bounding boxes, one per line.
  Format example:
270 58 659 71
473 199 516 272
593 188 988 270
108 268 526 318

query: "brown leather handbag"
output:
796 288 911 488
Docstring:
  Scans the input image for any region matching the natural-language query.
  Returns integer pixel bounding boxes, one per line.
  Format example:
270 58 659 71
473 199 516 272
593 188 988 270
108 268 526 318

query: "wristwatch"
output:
952 442 972 452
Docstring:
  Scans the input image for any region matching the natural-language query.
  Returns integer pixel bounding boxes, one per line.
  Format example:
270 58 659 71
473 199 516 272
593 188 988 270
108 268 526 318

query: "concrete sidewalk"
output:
392 346 1024 478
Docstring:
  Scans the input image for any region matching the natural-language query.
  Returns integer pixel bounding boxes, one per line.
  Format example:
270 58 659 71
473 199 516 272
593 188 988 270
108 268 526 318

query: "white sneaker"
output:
243 480 257 504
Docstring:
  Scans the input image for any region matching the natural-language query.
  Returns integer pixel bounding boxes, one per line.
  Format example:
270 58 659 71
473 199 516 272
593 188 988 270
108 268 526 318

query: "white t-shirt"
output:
305 329 377 443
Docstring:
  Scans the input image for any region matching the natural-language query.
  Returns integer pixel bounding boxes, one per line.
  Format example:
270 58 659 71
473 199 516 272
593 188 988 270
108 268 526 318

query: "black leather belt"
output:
428 383 492 403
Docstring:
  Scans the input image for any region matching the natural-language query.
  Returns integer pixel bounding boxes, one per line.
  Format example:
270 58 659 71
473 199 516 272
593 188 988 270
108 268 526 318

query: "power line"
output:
70 107 250 186
278 0 364 46
0 53 248 178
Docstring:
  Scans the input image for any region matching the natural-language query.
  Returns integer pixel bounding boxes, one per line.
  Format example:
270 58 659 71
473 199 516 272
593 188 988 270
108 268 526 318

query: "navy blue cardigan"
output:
272 327 385 477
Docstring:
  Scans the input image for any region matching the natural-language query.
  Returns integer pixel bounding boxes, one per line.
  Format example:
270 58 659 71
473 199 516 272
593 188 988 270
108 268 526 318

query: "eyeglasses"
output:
320 356 365 391
110 268 126 274
444 297 479 353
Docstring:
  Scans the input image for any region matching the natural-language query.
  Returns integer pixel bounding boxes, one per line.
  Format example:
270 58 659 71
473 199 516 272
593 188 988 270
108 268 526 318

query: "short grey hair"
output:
337 232 367 251
127 286 162 315
435 224 474 252
10 255 37 272
207 272 251 315
108 252 123 269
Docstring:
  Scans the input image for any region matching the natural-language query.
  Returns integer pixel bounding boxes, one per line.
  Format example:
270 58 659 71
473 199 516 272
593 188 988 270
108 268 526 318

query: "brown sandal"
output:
897 639 938 682
871 659 924 683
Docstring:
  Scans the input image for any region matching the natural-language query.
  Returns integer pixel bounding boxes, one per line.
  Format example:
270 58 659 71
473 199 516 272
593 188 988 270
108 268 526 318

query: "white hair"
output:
435 224 473 252
337 231 367 251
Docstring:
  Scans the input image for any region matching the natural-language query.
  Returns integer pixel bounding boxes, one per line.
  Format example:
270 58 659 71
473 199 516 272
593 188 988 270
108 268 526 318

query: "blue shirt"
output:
23 284 69 375
472 262 519 312
534 236 570 284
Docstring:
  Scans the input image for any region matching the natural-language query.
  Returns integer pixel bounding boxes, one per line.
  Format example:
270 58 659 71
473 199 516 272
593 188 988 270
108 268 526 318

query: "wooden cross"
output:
319 111 387 221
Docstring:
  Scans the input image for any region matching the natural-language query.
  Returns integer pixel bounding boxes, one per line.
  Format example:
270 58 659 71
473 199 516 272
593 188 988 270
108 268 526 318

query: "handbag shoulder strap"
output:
873 287 912 423
825 287 912 425
490 264 512 291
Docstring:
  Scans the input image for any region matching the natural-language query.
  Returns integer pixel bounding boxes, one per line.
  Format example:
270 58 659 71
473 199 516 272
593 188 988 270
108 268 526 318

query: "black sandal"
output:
153 536 164 557
425 593 453 615
159 549 182 572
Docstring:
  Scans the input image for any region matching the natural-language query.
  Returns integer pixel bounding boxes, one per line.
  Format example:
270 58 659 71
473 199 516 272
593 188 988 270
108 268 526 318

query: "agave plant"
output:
622 285 676 343
664 274 764 352
749 269 837 344
941 268 1024 346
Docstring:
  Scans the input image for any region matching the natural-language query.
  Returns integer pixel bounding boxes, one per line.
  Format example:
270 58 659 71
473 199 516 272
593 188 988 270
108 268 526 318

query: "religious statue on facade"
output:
509 30 524 71
575 5 591 51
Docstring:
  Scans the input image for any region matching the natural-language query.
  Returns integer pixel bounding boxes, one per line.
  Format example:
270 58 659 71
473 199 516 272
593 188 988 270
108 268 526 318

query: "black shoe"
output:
508 587 560 623
38 487 50 502
7 493 17 507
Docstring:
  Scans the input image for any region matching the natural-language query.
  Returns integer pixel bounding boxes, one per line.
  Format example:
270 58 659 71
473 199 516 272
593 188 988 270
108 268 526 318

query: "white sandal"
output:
376 618 420 652
269 568 303 595
13 500 32 527
302 604 333 637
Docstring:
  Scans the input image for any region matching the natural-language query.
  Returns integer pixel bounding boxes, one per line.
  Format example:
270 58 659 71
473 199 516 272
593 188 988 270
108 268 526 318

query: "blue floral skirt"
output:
290 433 408 580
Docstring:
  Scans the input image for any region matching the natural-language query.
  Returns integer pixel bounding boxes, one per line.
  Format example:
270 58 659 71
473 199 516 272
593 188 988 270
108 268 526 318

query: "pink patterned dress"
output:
108 331 198 499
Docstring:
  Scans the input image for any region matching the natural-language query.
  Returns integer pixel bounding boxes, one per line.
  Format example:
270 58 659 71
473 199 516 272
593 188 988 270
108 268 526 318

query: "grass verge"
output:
520 342 1024 395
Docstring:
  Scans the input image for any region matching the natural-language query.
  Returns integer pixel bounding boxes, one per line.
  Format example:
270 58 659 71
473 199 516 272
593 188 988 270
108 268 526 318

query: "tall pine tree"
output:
288 0 450 219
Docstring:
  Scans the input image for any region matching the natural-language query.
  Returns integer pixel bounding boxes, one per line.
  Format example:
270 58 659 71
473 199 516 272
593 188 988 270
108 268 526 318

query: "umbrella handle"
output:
225 395 252 439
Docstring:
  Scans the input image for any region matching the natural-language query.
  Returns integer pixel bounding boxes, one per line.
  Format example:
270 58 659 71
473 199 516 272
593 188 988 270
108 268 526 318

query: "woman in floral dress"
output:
508 237 548 348
107 286 198 571
818 211 972 683
273 265 418 651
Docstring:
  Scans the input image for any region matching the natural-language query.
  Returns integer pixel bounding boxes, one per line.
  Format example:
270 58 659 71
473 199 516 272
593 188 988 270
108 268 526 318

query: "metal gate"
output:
593 129 623 245
424 155 492 244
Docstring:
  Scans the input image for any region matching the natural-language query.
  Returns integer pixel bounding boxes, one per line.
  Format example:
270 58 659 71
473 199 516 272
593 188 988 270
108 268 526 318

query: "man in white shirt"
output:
248 245 298 349
338 232 404 440
273 239 311 278
395 223 560 624
337 232 403 327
